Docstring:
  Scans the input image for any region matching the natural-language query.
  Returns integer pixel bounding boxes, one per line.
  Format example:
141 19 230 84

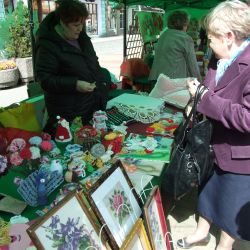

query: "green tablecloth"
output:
0 166 64 221
0 161 168 222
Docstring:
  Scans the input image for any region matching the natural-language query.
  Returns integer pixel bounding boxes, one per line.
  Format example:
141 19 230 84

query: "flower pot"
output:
0 68 19 89
16 57 34 83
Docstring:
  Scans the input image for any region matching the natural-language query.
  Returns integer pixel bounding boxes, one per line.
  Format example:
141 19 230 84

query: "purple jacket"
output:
198 44 250 174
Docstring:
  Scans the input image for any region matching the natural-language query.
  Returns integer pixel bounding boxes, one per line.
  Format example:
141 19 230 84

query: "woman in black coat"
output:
35 0 108 136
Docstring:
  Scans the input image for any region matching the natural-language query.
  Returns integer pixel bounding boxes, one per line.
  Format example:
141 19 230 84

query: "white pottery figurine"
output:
50 159 64 175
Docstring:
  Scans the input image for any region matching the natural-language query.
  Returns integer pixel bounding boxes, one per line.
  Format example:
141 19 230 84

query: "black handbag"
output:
162 85 214 200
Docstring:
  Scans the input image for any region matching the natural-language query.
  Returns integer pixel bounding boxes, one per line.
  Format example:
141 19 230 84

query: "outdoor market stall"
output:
0 89 184 249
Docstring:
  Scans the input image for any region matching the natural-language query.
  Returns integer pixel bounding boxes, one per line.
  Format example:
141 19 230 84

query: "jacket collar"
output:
214 43 250 91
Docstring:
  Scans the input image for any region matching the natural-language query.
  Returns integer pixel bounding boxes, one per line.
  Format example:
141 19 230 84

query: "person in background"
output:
187 17 200 50
198 16 207 53
177 1 250 249
149 10 201 85
35 0 108 137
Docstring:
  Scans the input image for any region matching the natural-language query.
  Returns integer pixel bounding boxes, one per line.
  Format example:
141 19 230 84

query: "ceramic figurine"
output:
50 159 64 175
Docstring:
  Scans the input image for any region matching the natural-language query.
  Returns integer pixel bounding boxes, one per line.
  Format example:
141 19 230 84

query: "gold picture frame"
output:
27 191 109 250
120 218 152 250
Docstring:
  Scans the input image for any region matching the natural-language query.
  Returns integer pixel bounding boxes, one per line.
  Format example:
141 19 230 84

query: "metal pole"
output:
123 0 127 59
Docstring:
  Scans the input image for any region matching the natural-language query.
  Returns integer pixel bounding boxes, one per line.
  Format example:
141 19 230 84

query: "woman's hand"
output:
76 80 96 93
185 101 194 117
187 78 200 98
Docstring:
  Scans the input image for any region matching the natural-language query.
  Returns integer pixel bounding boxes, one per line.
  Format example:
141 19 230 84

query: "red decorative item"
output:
102 134 124 154
0 134 8 155
55 116 72 143
40 141 53 151
19 147 32 160
74 126 98 144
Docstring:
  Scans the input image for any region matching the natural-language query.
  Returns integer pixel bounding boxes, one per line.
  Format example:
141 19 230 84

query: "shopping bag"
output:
0 102 41 132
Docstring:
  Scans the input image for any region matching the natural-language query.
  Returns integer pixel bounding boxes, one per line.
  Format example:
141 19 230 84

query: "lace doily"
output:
116 103 162 124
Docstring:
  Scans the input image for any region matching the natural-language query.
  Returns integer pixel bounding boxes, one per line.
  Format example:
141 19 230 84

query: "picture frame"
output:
143 186 172 250
27 191 109 250
120 218 152 250
85 160 143 249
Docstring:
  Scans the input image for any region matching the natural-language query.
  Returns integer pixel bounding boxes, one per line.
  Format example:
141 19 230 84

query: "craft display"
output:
0 192 27 215
17 170 64 207
126 172 154 197
93 110 108 132
118 133 173 162
0 155 8 177
85 160 143 249
143 186 171 250
120 218 152 250
102 131 124 154
0 91 180 250
73 125 99 150
107 94 165 123
27 191 110 250
0 134 8 155
121 158 166 177
55 116 72 143
105 107 134 127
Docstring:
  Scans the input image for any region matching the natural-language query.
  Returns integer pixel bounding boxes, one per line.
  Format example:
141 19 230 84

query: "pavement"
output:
91 35 124 80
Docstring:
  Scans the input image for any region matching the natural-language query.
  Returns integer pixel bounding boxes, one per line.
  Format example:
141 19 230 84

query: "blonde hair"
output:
205 0 250 40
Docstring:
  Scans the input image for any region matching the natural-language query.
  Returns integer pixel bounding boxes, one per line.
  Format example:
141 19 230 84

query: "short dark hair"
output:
167 10 189 30
55 0 89 24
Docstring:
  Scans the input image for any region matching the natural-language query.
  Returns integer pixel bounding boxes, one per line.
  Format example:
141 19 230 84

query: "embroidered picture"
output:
27 192 108 250
42 215 101 250
143 186 171 250
104 182 132 226
148 201 166 250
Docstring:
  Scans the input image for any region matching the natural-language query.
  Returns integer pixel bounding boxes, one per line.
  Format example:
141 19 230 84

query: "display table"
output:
0 97 182 249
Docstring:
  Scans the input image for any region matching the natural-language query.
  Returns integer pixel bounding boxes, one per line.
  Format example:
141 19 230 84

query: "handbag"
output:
162 85 214 200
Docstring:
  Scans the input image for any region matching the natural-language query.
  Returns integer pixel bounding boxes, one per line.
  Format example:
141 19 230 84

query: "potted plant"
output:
0 60 19 89
1 1 37 83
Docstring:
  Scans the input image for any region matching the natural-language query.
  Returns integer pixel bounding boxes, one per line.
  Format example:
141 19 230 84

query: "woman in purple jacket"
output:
177 1 250 249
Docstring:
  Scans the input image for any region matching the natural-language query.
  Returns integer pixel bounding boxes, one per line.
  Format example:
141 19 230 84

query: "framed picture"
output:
143 186 172 250
27 191 109 250
85 160 143 249
120 218 152 250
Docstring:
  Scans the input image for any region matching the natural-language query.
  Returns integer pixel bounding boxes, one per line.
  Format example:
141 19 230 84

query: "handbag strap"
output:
181 84 206 132
191 84 207 126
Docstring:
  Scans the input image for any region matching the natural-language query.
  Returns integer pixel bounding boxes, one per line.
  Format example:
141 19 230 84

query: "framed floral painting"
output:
27 191 109 250
120 218 152 250
143 186 172 250
85 160 143 249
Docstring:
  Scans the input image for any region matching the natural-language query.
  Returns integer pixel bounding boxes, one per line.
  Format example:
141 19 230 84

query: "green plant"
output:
0 1 37 58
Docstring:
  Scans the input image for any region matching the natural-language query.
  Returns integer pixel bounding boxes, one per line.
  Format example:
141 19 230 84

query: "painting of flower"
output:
42 215 101 250
104 182 132 226
27 192 107 250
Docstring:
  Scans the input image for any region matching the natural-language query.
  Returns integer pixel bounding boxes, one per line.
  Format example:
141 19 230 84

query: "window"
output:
120 9 124 29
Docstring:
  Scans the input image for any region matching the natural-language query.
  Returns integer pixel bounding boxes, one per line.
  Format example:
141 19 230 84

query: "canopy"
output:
110 0 225 10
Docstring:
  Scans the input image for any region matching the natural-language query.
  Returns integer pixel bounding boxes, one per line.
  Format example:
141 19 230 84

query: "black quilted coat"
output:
35 12 108 134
